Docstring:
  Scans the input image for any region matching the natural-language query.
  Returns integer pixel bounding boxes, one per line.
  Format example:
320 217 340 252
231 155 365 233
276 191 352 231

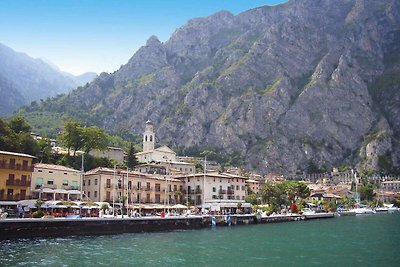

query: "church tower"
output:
143 120 155 152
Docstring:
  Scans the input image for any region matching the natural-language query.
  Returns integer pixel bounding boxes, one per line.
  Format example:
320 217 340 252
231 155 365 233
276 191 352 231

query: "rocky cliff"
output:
20 0 400 175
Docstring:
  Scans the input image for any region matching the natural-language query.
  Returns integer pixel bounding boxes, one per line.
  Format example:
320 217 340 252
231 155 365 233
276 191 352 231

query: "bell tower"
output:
143 120 155 152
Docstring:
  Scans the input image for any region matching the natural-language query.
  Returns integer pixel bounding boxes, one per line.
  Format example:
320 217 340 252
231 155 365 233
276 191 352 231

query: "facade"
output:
246 179 260 194
0 150 35 201
84 167 185 205
90 146 125 163
174 172 248 210
137 161 196 175
32 163 82 201
382 180 400 192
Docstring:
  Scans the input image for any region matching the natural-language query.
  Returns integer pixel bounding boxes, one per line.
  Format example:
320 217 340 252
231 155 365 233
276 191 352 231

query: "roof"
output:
34 163 80 173
154 145 176 154
246 179 259 183
0 150 36 158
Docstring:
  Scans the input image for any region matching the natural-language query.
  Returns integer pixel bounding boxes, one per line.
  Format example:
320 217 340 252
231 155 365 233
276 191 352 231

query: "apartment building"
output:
32 163 82 201
84 167 185 205
0 150 35 201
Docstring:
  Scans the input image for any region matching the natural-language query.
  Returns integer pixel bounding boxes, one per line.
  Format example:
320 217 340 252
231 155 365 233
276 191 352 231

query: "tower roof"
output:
145 120 153 125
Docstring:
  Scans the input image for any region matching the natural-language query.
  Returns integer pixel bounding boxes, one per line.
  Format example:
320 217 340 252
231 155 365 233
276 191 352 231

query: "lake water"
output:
1 213 399 266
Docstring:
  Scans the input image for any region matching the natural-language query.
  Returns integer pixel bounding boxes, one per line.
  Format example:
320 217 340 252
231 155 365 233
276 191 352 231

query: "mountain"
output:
0 43 97 116
19 0 400 175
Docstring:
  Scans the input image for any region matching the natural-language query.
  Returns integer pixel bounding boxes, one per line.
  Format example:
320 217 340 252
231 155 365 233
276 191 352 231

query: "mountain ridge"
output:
17 0 400 175
0 43 97 115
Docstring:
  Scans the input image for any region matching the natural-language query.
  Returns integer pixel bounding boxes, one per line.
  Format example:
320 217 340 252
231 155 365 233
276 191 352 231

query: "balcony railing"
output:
218 189 226 195
227 189 235 195
145 187 152 191
195 189 202 194
6 179 31 187
0 162 33 171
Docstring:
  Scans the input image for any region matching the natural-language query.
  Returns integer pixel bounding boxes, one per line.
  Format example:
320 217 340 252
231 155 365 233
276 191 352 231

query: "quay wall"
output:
0 217 203 240
0 213 335 240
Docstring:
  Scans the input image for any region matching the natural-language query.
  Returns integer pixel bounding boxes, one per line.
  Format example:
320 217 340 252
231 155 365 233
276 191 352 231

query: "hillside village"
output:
1 120 400 218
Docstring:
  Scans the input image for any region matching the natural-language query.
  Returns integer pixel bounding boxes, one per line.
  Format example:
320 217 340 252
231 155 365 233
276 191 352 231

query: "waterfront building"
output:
32 163 82 201
246 179 260 194
84 167 184 205
382 180 400 192
0 150 35 201
174 172 249 211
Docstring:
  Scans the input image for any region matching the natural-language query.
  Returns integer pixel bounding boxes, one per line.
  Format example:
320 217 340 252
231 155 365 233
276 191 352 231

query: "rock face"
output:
22 0 400 175
0 43 97 115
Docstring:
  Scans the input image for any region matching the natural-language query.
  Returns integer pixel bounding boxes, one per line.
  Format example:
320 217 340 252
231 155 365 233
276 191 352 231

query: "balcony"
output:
104 184 113 189
145 187 152 191
227 189 235 195
6 179 31 187
218 189 226 195
0 162 33 171
195 189 202 194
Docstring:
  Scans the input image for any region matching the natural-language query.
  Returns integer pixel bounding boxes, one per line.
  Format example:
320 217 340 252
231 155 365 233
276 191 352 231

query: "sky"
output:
0 0 287 75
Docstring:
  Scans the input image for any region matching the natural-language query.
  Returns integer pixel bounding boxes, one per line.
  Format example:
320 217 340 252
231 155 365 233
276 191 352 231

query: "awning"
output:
171 204 188 209
68 190 81 195
54 189 69 194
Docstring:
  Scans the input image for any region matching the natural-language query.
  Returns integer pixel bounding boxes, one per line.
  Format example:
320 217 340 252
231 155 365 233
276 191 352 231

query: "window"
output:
36 178 43 185
237 178 239 182
242 196 245 200
22 160 28 171
38 170 43 172
95 179 98 186
107 179 111 187
190 168 192 172
88 191 91 198
212 195 217 199
64 172 67 175
128 181 132 190
47 179 54 185
147 194 150 202
150 135 153 142
212 187 216 192
147 182 150 190
49 171 53 173
8 174 15 181
242 186 245 190
174 185 177 191
9 158 15 169
236 185 239 190
62 180 68 186
88 179 91 186
94 191 97 198
155 183 160 192
72 181 78 190
155 194 160 203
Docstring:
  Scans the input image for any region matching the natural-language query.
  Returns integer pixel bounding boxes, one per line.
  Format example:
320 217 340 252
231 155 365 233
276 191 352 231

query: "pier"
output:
0 213 335 240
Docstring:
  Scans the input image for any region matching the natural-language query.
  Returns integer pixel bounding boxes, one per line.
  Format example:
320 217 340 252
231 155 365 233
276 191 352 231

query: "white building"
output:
135 121 177 163
32 163 82 201
175 172 250 211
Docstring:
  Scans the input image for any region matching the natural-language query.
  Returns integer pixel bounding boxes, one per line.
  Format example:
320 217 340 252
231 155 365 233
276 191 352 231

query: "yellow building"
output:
0 150 35 201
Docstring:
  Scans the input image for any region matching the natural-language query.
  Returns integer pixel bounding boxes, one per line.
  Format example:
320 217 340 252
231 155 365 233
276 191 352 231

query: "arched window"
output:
150 135 153 142
145 135 147 142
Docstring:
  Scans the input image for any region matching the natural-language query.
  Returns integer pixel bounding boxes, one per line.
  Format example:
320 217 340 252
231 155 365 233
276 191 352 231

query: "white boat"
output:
375 207 389 212
384 204 399 213
350 207 376 215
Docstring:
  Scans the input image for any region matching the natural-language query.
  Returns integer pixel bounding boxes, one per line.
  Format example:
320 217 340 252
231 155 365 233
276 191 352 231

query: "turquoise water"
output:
1 213 399 266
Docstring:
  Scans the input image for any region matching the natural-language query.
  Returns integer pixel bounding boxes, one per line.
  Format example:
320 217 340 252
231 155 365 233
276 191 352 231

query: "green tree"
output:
245 193 259 205
0 118 16 151
8 116 31 133
58 120 84 156
82 126 108 154
359 184 375 201
126 143 139 169
37 138 53 163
